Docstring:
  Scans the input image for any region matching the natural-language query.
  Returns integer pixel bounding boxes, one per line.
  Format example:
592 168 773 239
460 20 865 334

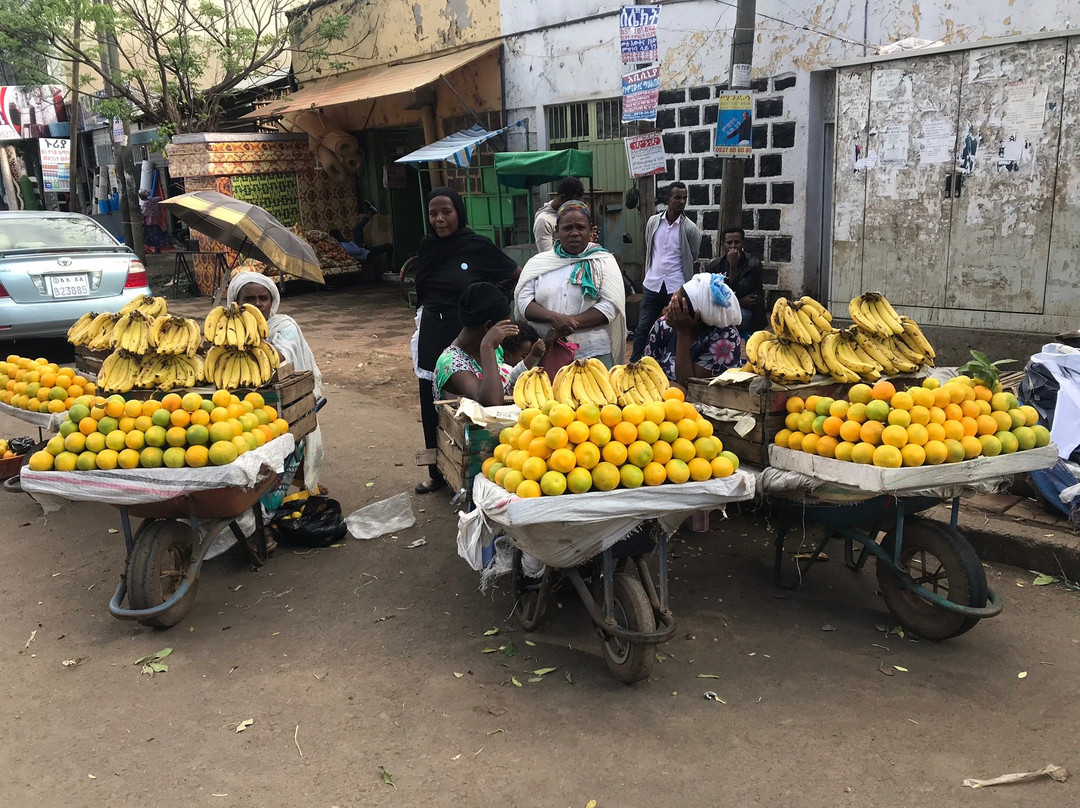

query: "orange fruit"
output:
160 393 183 412
566 421 591 444
688 457 712 481
141 399 160 416
589 423 612 447
592 462 621 491
575 403 601 426
923 440 948 465
890 391 913 411
834 442 856 462
944 403 964 422
943 383 967 404
846 403 868 423
627 441 654 468
665 459 690 484
909 387 934 408
887 409 911 428
822 416 844 437
873 445 903 468
942 420 965 441
621 403 645 425
226 402 246 419
574 442 601 469
859 421 885 446
602 441 628 465
786 431 806 450
839 420 863 443
123 399 142 418
549 404 575 428
662 387 685 402
671 437 696 463
973 385 993 402
545 427 569 450
612 421 638 445
189 408 210 427
871 381 896 401
851 442 876 464
600 404 623 428
710 456 735 478
786 396 805 414
804 396 821 414
900 444 926 467
515 479 542 498
925 422 946 442
960 399 981 419
932 388 952 408
1019 405 1039 427
528 436 552 459
978 434 1002 457
881 425 908 448
908 405 930 426
566 468 593 494
816 436 839 458
676 418 699 440
637 420 661 444
692 437 718 461
801 433 820 455
212 389 232 408
829 400 849 418
548 448 576 474
992 411 1013 432
906 424 928 447
643 461 667 486
662 399 685 422
960 416 978 437
865 400 890 422
960 435 982 459
943 439 965 463
165 426 188 447
79 417 98 436
651 440 673 465
975 414 998 436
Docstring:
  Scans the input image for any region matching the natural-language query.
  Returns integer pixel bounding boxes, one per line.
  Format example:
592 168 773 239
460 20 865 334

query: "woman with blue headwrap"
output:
643 272 742 388
514 200 626 368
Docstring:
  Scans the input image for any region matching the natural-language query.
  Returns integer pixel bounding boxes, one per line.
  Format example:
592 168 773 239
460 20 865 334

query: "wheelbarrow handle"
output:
314 396 328 413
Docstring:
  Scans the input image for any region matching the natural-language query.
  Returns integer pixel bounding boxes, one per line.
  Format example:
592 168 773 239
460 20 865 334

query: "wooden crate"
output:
73 346 109 377
433 401 498 493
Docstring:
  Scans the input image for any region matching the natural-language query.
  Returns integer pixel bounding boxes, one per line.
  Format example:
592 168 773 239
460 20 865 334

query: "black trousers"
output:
418 377 444 482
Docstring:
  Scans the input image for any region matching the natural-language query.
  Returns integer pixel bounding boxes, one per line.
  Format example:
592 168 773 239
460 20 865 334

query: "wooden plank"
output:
416 448 437 467
281 393 315 425
288 409 317 441
438 402 467 449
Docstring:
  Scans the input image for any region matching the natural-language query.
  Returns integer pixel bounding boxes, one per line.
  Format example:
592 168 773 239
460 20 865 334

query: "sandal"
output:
414 477 447 494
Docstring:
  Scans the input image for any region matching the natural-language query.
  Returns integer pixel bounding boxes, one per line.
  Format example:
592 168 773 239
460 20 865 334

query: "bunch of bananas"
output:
109 310 155 355
770 296 832 346
150 315 203 357
96 351 142 393
205 343 280 389
744 331 815 384
118 294 168 318
551 358 620 408
848 292 905 338
67 312 121 350
512 366 553 409
204 303 269 348
608 356 670 405
133 354 205 391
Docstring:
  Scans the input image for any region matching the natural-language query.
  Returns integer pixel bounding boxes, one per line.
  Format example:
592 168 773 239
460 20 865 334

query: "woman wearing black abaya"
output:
411 187 520 493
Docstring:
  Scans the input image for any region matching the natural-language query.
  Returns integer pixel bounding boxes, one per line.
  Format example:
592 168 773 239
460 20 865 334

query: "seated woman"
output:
226 271 324 490
644 272 742 390
499 321 545 388
434 282 519 407
515 201 626 369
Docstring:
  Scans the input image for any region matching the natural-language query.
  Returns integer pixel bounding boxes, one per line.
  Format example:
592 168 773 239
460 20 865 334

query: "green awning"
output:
493 149 593 189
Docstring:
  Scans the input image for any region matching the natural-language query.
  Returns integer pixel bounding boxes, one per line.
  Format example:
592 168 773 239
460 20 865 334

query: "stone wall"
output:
654 74 800 286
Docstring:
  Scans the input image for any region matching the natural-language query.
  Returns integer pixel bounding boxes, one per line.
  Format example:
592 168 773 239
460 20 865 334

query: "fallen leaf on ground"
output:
893 665 908 672
697 673 720 679
135 648 172 676
483 628 499 636
235 719 253 733
405 539 427 549
1033 574 1058 586
453 672 464 678
61 657 88 668
878 663 894 676
481 648 498 654
511 677 522 687
1018 671 1028 679
379 766 395 788
531 667 557 676
524 640 536 647
500 642 517 658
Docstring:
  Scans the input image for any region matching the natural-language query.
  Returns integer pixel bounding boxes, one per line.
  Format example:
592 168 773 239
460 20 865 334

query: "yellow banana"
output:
793 305 822 343
204 306 224 344
242 304 269 339
851 328 897 374
789 343 816 377
512 371 529 408
585 358 619 403
769 298 788 336
899 316 935 359
637 355 670 392
820 333 858 383
806 340 830 375
781 304 813 346
745 330 772 366
799 296 832 323
873 294 904 335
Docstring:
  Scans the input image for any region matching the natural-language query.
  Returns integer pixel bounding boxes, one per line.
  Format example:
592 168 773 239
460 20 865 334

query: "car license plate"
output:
48 274 90 298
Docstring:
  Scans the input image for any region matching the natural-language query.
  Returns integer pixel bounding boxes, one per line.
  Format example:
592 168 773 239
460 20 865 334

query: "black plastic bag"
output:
271 496 347 548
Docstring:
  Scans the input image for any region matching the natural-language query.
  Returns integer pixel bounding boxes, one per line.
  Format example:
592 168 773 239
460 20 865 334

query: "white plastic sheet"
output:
0 401 67 433
758 465 1017 504
1027 344 1080 458
20 434 295 507
464 472 756 569
345 493 416 540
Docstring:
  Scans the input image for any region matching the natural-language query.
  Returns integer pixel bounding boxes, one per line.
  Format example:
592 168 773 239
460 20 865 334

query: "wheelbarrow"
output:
107 470 280 628
769 494 1002 640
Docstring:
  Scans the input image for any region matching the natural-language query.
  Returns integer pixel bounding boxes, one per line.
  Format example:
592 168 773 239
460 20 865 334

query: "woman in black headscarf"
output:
411 186 520 493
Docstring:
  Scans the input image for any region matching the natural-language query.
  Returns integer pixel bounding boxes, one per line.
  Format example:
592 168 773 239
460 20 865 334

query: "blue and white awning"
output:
395 119 527 167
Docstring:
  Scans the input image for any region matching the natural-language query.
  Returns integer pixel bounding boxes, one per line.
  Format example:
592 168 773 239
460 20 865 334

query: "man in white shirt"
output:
630 182 702 360
533 176 585 251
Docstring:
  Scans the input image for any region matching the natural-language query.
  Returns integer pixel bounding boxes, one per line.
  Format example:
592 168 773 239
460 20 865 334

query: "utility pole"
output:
68 16 82 215
717 0 756 231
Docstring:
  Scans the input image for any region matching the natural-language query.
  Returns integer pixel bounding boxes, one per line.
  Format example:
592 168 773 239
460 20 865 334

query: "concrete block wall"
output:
654 74 800 285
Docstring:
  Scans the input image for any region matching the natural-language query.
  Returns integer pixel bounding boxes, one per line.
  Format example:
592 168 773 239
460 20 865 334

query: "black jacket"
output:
708 252 765 332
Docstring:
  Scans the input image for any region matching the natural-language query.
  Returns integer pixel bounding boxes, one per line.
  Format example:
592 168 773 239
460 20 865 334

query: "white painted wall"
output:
500 0 1080 292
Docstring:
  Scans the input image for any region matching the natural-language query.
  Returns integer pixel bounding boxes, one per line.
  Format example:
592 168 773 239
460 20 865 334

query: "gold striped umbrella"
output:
161 191 324 284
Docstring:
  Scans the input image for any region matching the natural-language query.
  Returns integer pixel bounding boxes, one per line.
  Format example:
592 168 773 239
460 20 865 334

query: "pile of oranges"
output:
774 376 1050 468
0 355 97 413
27 389 290 472
482 387 741 498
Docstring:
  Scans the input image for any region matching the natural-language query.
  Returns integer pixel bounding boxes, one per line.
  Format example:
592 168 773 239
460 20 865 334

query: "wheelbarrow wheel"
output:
876 518 987 641
512 548 546 631
600 573 656 684
127 519 199 629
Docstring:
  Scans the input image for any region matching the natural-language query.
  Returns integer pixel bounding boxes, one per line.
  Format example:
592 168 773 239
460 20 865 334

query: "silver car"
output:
0 211 152 340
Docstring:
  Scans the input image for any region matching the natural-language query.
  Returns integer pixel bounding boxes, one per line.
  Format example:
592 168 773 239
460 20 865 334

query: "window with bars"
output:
546 98 634 144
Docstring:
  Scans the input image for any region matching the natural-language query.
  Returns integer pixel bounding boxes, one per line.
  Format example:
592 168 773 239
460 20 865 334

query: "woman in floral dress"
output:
644 272 742 389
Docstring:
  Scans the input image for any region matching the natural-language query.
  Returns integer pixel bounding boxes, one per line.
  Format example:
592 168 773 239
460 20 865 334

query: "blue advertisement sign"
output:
621 66 660 123
620 5 661 64
714 92 753 157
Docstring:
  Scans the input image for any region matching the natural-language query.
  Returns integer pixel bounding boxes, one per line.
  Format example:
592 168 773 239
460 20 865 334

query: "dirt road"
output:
2 285 1078 807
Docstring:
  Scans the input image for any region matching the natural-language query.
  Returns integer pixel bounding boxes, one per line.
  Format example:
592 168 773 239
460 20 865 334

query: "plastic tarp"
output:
459 471 756 569
1020 343 1080 459
20 434 295 508
0 401 68 433
494 149 594 189
395 120 527 167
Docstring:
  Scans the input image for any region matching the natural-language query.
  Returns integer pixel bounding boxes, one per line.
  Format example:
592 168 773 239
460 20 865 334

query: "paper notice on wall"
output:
880 124 909 166
624 133 667 177
1004 81 1048 139
871 69 911 104
918 119 954 164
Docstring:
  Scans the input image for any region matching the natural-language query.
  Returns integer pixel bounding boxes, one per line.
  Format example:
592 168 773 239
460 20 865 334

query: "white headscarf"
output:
680 273 742 329
226 270 324 489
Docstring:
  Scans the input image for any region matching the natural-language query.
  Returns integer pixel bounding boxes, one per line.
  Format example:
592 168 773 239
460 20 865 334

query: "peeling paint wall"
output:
293 0 501 84
499 0 1080 299
835 33 1080 334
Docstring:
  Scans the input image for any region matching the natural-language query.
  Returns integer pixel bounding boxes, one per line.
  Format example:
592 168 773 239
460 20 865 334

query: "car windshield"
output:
0 216 118 250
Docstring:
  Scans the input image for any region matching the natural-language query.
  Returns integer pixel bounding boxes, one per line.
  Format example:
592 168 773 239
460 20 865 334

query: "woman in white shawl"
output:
514 201 626 368
227 271 324 490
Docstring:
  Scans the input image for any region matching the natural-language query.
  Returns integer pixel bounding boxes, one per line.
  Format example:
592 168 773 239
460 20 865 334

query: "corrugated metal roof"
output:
243 42 501 119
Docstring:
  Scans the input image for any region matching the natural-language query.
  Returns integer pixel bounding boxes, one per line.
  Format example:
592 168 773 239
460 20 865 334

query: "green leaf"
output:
531 667 557 676
524 640 536 647
482 628 499 636
510 676 522 687
379 766 395 788
893 665 908 672
564 671 573 684
1032 574 1057 586
500 642 517 658
481 648 498 654
697 673 720 679
453 672 464 678
527 677 543 683
235 718 253 733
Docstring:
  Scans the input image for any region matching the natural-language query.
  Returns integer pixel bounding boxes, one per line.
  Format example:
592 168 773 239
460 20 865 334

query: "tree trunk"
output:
115 144 144 259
